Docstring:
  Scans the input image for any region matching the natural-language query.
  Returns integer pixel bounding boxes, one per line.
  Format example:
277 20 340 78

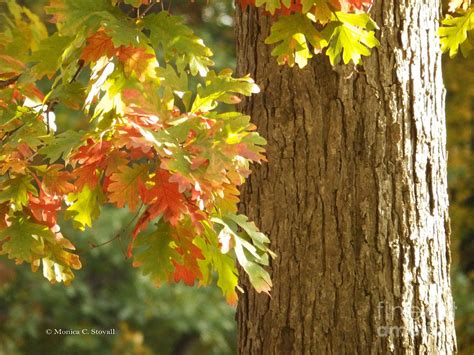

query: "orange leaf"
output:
107 164 148 211
130 170 189 255
70 140 111 189
40 164 76 196
80 30 116 63
172 231 204 285
27 192 62 228
117 46 155 81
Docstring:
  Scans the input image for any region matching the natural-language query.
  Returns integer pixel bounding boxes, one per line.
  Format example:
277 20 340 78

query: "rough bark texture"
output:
236 2 457 354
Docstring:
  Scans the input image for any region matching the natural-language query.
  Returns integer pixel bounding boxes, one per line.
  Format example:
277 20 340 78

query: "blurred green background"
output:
0 1 473 354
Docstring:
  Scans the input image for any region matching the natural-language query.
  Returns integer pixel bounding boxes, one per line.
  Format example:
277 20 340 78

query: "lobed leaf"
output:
323 12 379 65
439 7 474 57
144 11 214 76
65 185 103 230
265 13 328 68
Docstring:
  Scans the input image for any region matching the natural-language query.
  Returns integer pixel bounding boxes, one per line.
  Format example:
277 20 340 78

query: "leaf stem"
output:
142 1 158 17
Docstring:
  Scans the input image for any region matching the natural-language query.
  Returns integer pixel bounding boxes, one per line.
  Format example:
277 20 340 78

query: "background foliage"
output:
444 54 474 354
0 0 473 354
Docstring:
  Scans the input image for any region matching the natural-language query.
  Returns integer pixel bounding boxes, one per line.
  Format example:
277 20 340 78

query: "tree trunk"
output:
236 2 457 354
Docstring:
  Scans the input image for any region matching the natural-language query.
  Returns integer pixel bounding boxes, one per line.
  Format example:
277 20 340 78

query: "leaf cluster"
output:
440 1 474 57
241 0 379 68
0 0 273 302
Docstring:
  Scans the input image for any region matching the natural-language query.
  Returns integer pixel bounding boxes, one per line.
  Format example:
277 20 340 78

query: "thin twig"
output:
82 203 144 257
88 234 122 249
142 0 158 17
69 60 85 84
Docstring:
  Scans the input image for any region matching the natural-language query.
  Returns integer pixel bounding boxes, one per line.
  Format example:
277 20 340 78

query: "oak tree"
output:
1 0 472 352
235 0 472 353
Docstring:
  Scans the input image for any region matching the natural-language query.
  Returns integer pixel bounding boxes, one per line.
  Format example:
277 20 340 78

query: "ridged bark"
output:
236 2 457 354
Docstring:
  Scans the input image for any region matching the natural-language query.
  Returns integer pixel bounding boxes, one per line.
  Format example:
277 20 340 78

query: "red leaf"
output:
141 170 188 225
104 150 129 177
74 164 101 190
70 140 111 189
70 139 111 166
129 170 189 256
172 261 199 285
172 226 204 285
0 204 9 229
235 142 267 163
80 30 116 63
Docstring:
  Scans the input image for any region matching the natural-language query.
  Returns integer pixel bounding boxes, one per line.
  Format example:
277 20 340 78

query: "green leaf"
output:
0 215 80 284
191 70 260 112
0 176 37 210
156 65 191 110
123 0 146 8
225 213 273 254
132 220 183 284
439 8 474 57
254 0 282 15
65 185 103 230
39 130 83 163
311 0 333 23
101 15 144 47
324 12 379 65
144 11 214 76
41 233 81 285
195 222 239 303
3 111 47 149
265 13 328 68
334 11 379 30
50 82 87 109
0 216 49 263
45 0 115 34
0 0 48 60
212 215 274 295
29 33 74 79
0 105 20 126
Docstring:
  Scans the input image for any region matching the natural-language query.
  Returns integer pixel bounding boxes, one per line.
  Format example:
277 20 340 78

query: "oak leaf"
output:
107 164 148 211
132 220 183 284
36 164 75 196
117 46 156 81
130 170 189 256
81 30 116 63
65 185 103 230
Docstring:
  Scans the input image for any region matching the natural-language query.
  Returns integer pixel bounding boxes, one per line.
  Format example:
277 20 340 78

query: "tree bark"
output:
236 2 457 354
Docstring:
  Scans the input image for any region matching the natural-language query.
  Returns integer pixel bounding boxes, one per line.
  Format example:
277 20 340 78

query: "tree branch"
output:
0 75 21 89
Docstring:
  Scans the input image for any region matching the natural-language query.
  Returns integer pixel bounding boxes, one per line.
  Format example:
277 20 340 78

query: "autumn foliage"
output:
0 0 269 303
0 0 472 303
